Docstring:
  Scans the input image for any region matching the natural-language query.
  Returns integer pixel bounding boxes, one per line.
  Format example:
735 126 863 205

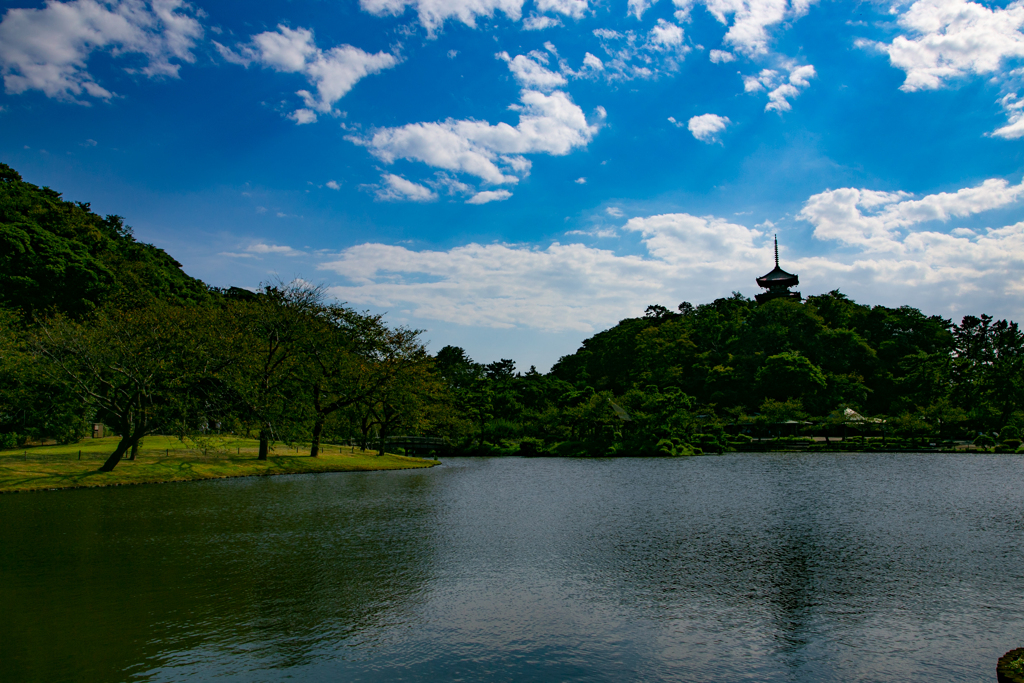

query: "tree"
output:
34 301 218 471
756 352 827 403
951 315 1024 429
349 325 435 453
222 283 321 460
0 309 88 445
303 307 401 457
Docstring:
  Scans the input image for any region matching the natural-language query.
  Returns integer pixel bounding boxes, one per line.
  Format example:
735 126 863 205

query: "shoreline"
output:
0 438 440 493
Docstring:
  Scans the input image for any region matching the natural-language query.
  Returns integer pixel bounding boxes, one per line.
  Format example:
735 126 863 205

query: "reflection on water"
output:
2 454 1023 682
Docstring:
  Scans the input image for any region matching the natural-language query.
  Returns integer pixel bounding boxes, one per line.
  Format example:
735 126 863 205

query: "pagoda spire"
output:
774 234 779 267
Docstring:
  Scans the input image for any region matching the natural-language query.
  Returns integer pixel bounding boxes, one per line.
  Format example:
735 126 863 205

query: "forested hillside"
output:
2 163 1022 464
0 163 210 316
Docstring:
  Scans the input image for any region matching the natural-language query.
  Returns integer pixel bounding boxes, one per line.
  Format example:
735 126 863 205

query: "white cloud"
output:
687 113 731 142
429 173 474 196
0 0 203 102
799 176 1024 250
626 0 703 22
584 19 690 81
628 0 657 19
359 0 524 34
582 52 604 71
622 212 765 266
709 49 736 63
523 14 562 29
535 0 588 20
317 214 768 332
376 173 438 202
565 226 618 238
864 0 1024 92
315 177 1024 335
348 89 604 184
606 206 624 217
992 92 1024 139
497 50 567 90
744 63 815 112
218 25 399 123
467 189 513 203
704 0 816 57
649 18 685 48
326 180 341 189
289 108 317 124
221 242 307 258
358 0 585 33
575 177 587 184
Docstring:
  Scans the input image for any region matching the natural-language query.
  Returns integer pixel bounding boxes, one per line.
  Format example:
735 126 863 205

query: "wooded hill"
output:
0 164 210 317
2 162 1022 464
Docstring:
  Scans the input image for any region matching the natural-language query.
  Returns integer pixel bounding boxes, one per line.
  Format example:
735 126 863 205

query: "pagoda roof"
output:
756 265 799 288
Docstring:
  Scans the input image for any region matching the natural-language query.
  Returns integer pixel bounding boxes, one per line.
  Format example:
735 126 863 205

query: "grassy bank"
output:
0 436 439 493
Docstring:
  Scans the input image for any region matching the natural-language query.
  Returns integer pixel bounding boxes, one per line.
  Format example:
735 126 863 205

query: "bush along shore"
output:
432 434 1024 457
998 648 1024 683
0 436 438 493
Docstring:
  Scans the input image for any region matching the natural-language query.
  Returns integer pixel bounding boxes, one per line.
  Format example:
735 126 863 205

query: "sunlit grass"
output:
0 436 439 493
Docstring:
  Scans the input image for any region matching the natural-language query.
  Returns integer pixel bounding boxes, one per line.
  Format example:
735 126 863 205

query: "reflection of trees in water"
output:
0 470 440 682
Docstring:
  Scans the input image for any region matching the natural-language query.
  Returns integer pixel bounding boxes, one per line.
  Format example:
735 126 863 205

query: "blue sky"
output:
2 0 1024 369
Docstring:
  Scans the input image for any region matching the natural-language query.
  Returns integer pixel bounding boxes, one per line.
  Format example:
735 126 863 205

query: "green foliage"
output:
0 163 210 316
756 352 827 402
997 648 1024 683
0 308 89 443
34 300 223 469
974 433 996 447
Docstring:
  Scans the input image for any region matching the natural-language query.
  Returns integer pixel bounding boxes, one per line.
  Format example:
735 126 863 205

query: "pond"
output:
2 453 1023 682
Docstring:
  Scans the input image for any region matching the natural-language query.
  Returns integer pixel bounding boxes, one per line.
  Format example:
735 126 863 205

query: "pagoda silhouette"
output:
755 235 801 304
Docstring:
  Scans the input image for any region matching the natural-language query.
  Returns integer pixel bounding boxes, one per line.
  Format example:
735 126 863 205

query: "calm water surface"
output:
2 454 1023 682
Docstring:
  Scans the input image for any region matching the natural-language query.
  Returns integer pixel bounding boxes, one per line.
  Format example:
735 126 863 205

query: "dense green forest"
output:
2 162 1023 468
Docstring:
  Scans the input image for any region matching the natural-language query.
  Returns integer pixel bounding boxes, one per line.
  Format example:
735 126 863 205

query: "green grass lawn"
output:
0 435 439 493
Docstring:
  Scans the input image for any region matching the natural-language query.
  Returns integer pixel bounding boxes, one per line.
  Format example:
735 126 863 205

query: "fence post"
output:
78 450 81 460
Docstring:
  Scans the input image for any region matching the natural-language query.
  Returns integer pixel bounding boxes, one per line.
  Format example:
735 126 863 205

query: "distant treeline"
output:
2 162 1023 466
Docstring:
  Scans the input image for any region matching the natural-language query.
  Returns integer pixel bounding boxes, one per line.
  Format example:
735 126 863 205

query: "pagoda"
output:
755 235 801 304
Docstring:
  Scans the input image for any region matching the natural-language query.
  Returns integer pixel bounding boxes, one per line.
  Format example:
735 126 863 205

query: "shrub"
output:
0 433 17 449
517 437 545 456
974 434 996 447
997 647 1024 683
655 438 677 456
